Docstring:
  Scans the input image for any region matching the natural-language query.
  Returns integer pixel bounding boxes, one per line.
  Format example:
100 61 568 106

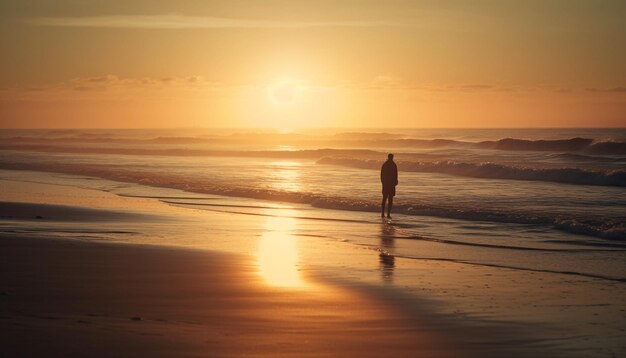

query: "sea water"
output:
0 128 624 282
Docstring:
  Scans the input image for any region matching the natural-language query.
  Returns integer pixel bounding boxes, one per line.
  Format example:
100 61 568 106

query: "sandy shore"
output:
1 172 624 357
0 187 465 357
1 234 463 357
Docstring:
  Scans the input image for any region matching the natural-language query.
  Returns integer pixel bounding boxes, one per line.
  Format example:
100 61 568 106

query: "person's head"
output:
387 153 394 161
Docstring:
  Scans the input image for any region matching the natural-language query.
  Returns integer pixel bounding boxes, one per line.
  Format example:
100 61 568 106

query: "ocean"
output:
0 128 625 283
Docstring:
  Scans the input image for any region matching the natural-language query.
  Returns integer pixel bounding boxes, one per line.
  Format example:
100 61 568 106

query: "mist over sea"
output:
1 128 625 281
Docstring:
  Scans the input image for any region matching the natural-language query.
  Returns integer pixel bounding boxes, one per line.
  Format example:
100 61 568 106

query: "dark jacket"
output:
380 160 398 187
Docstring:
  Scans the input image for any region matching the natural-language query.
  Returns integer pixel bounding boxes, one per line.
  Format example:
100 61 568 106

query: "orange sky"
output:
1 1 625 128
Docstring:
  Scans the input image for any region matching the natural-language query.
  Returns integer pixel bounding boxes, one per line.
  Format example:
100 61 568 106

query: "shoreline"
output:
1 162 624 242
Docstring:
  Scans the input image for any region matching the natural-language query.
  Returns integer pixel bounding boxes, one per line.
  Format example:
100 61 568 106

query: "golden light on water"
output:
269 160 302 192
257 209 305 288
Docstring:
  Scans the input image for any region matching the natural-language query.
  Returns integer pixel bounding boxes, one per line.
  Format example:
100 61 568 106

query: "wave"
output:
476 137 593 152
585 141 626 155
3 133 625 154
0 161 624 240
322 137 626 155
460 137 625 155
359 137 623 153
344 138 472 149
3 139 624 164
1 143 624 186
0 144 381 159
550 153 626 162
318 157 626 187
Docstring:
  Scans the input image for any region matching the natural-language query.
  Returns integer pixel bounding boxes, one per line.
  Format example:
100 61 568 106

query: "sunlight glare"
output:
266 79 306 107
257 209 305 288
269 160 302 192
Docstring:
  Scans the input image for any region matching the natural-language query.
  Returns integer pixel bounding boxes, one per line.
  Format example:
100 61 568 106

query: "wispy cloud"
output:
4 74 625 103
26 15 395 29
585 87 626 93
0 75 219 102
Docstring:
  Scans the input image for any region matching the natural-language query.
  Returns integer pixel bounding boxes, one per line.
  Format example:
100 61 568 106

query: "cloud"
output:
65 75 211 89
4 73 624 102
26 15 394 29
460 84 493 90
357 77 572 93
586 87 626 94
0 75 218 102
86 75 119 83
370 75 402 89
608 87 626 93
73 86 93 91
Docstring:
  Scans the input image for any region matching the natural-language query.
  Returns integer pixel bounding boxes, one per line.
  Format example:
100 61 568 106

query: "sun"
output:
266 79 306 107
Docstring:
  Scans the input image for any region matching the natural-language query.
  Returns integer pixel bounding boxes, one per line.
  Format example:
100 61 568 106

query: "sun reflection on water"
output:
269 160 302 192
257 209 305 288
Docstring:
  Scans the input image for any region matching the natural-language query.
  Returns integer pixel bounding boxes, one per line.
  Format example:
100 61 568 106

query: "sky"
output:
0 0 625 128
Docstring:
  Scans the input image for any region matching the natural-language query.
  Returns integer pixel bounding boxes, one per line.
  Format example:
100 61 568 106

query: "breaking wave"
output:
318 157 626 187
366 137 626 155
550 153 626 162
0 144 381 159
0 161 624 240
1 142 624 187
477 137 626 155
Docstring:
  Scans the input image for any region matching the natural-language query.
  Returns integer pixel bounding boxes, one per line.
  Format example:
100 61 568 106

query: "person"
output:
380 153 398 218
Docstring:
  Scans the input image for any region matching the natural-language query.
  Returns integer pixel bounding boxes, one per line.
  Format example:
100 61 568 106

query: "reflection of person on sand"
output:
380 153 398 218
379 223 396 282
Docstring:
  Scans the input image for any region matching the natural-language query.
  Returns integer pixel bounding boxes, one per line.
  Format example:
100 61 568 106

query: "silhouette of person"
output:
380 153 398 218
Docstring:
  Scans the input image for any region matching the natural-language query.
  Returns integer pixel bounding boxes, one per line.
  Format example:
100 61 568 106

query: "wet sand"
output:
1 234 462 357
0 184 465 357
1 174 624 357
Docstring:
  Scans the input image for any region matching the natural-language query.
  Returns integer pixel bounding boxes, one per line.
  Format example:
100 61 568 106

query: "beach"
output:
1 171 625 357
3 0 626 355
1 235 465 357
0 180 471 357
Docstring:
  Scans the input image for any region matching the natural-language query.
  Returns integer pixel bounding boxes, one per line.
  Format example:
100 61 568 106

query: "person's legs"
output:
381 193 388 217
387 195 393 218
